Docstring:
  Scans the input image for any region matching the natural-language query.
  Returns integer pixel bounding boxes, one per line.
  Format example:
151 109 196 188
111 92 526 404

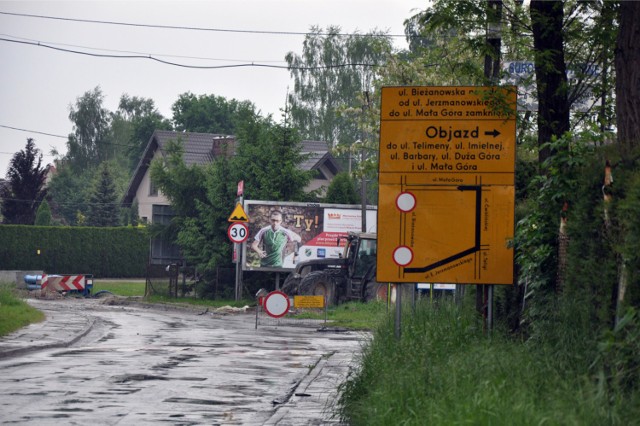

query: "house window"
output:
149 180 158 196
150 204 181 264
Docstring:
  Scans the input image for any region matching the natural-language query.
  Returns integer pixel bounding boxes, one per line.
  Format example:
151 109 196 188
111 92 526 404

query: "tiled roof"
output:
153 130 235 166
122 131 338 205
299 140 332 171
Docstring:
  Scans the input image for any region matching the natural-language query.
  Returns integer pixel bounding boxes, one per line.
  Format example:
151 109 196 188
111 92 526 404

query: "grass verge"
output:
92 280 146 297
0 283 45 337
338 299 640 425
293 301 390 330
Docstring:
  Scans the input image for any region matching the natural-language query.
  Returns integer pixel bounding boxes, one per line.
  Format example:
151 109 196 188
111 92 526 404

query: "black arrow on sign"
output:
484 129 501 137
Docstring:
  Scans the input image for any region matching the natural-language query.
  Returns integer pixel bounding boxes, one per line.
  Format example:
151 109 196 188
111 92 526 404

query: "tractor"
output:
281 232 394 305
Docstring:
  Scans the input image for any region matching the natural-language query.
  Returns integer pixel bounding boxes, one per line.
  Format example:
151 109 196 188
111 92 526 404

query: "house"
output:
122 130 341 224
121 130 341 265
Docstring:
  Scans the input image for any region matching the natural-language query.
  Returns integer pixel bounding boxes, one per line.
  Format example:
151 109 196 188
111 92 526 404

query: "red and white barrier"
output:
40 275 87 292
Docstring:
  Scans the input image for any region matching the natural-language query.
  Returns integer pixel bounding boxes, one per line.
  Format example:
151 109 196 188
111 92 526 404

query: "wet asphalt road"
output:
0 298 366 425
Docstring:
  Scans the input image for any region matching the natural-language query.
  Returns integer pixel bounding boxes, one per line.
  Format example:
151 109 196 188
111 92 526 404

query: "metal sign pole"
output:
235 243 241 301
395 284 402 339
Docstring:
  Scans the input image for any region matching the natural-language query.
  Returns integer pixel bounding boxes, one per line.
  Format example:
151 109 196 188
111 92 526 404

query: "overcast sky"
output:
0 0 425 175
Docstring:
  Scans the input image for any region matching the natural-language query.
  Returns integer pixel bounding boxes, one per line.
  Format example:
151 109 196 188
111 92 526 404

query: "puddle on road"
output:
163 397 254 406
112 373 168 383
111 373 207 383
53 407 93 412
50 348 109 357
91 387 142 395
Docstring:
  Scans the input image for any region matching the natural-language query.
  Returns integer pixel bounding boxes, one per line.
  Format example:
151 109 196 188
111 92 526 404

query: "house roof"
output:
122 131 339 205
299 140 340 177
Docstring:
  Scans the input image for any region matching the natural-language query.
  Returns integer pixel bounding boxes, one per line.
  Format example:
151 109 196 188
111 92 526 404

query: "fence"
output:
145 264 235 299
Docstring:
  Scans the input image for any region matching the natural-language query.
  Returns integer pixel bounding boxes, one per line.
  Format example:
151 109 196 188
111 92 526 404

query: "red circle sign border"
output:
392 245 414 267
395 191 417 212
227 222 249 243
263 291 290 318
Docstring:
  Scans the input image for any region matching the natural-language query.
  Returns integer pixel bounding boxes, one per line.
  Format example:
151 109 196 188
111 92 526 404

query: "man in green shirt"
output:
250 210 302 267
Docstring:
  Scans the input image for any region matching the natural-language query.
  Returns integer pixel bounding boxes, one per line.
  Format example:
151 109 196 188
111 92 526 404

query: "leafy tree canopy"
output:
171 92 258 134
286 26 393 151
324 172 360 204
66 87 111 171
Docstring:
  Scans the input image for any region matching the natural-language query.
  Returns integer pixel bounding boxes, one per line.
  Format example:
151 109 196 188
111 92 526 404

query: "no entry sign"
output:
263 291 290 318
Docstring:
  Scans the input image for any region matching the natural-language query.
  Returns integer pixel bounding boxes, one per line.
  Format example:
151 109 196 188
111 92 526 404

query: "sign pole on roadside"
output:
228 181 248 301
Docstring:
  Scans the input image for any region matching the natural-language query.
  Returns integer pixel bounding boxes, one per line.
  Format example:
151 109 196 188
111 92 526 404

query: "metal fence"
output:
145 264 236 299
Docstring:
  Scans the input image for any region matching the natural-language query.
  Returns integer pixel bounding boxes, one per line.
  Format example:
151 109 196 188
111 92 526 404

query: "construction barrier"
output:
255 290 328 329
37 274 94 296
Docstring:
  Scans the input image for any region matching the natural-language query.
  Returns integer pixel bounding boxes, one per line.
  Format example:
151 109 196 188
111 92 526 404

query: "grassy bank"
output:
338 299 640 425
0 283 45 336
92 280 146 297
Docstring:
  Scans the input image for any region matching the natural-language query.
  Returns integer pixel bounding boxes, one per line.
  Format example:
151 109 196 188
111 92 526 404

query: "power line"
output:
0 37 382 70
1 33 287 64
0 124 67 139
0 11 408 38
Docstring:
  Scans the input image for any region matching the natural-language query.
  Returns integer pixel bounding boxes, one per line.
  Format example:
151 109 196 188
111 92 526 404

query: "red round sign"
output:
227 222 249 243
263 291 290 318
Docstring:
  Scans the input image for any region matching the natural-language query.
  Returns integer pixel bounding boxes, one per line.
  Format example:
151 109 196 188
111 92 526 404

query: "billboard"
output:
242 200 377 272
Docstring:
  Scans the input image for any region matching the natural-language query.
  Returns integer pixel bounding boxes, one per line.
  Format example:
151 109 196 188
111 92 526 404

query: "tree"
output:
112 94 172 172
324 172 360 204
34 199 52 226
233 117 312 202
86 162 120 227
1 138 47 224
171 92 257 134
46 164 91 225
66 87 111 171
150 112 313 280
615 1 640 161
286 26 392 150
530 0 570 164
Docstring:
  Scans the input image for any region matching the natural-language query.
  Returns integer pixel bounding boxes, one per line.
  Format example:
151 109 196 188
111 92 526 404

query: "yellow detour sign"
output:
294 295 325 309
377 86 517 285
228 203 249 222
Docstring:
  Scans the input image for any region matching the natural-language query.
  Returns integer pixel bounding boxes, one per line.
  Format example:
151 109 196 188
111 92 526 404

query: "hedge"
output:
0 225 149 278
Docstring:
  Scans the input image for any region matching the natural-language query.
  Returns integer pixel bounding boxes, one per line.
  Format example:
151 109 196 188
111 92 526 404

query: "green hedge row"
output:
0 225 149 278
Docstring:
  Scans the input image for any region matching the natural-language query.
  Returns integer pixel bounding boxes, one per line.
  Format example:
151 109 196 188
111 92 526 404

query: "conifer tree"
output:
1 138 47 224
34 199 52 226
87 162 120 227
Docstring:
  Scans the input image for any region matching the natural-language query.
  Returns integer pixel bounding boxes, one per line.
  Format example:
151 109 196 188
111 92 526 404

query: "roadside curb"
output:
0 302 96 360
264 350 351 425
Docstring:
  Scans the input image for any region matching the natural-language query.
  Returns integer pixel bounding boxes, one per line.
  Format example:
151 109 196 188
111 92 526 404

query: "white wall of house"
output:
304 162 334 195
135 151 169 223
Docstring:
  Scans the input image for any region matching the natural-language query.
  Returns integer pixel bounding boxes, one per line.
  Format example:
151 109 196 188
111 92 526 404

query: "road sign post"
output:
377 86 517 285
228 194 249 301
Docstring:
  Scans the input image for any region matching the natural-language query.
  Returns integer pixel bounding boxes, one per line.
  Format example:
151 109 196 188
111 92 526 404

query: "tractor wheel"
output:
364 281 391 302
299 271 337 306
281 274 300 296
365 282 414 303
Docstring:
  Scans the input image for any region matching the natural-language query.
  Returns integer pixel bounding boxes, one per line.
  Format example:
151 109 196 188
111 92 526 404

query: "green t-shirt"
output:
257 227 294 267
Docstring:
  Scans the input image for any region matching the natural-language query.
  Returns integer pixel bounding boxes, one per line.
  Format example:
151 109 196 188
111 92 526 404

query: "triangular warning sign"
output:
228 203 249 222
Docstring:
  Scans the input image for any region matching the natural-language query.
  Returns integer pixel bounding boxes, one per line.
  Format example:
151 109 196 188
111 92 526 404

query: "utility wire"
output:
1 33 286 64
0 37 382 70
0 124 67 139
0 11 409 38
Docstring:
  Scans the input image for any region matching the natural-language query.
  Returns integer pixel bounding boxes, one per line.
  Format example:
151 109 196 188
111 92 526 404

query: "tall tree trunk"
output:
530 0 570 164
615 2 640 162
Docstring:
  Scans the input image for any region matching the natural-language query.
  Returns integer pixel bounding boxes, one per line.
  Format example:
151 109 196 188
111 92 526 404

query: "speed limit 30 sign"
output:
227 222 249 244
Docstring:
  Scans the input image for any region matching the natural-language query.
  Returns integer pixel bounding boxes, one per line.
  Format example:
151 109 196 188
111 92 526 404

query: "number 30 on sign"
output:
227 222 249 243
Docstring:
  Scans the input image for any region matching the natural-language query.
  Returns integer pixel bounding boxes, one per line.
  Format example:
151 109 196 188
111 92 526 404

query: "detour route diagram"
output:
377 86 517 285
